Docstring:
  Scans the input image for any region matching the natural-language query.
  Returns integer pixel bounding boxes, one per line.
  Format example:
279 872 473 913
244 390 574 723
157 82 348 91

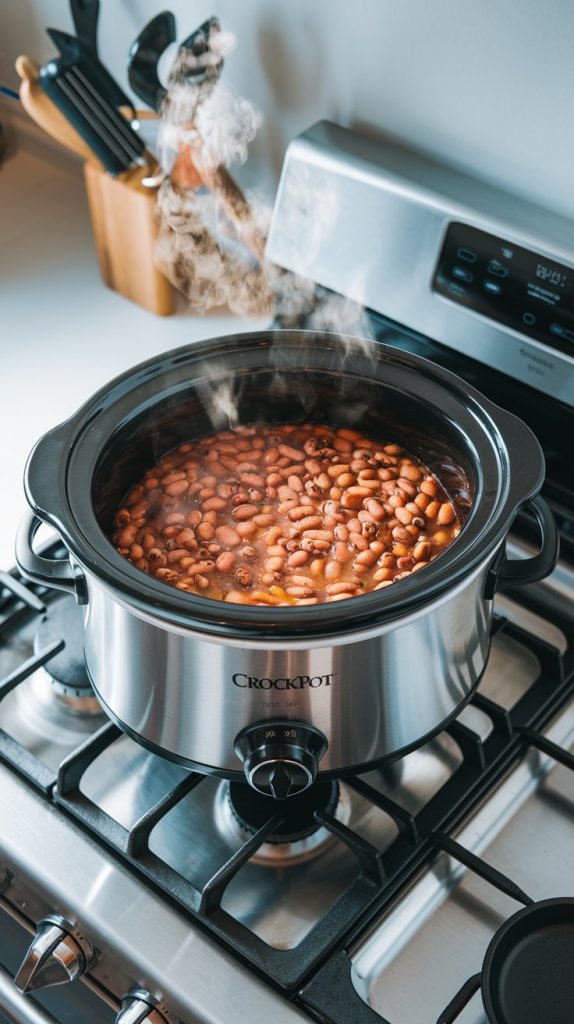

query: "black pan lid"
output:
482 898 574 1024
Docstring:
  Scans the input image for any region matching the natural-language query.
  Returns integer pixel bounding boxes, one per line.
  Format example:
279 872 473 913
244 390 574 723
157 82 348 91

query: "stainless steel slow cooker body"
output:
16 332 558 796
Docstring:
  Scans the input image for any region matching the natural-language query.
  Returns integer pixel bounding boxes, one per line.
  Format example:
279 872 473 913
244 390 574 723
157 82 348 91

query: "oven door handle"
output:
0 962 62 1024
15 511 87 604
489 495 559 595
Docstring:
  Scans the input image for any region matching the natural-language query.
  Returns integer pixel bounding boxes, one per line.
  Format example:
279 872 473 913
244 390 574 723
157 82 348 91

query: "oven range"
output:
0 122 573 1024
0 437 573 1024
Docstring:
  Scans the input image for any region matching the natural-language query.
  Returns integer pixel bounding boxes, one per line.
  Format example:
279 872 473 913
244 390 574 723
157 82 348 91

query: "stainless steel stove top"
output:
352 700 574 1023
0 542 573 1024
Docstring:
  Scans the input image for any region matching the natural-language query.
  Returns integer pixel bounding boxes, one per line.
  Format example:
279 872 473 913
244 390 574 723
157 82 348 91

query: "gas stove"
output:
0 499 573 1024
1 122 574 1024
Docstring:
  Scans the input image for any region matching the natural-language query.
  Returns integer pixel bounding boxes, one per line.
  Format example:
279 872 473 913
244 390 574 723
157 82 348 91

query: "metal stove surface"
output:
0 587 105 771
352 702 574 1023
77 610 542 952
0 552 573 1023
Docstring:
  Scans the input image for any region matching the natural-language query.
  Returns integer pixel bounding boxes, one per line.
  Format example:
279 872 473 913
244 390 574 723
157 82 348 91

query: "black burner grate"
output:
0 557 573 1015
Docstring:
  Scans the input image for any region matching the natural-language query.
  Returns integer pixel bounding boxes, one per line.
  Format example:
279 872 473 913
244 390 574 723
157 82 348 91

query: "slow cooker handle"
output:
489 495 559 595
15 511 87 604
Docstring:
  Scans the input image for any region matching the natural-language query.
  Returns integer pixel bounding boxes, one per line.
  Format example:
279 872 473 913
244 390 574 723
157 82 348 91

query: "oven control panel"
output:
433 222 574 357
268 120 574 404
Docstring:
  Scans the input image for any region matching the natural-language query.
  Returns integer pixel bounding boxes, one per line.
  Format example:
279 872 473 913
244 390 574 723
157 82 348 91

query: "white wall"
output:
2 0 574 216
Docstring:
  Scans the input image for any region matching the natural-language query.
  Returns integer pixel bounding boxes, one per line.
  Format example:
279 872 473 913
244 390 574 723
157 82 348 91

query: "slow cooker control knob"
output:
235 722 328 799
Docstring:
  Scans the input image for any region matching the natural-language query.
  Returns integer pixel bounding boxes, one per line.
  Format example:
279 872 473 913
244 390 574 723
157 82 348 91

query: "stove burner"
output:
228 780 339 843
215 780 351 866
33 598 101 715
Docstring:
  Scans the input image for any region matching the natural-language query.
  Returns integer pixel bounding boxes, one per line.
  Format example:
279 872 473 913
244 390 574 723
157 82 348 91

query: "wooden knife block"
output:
84 162 173 316
16 55 174 317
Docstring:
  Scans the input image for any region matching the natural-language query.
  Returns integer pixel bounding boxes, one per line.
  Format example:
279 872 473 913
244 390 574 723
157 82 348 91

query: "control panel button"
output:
483 280 503 295
447 281 466 295
452 266 473 283
487 259 509 278
432 221 574 358
549 323 574 341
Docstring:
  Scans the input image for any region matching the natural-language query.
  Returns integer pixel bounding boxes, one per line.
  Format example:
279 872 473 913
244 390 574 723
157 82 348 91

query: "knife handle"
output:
70 0 100 54
15 54 97 163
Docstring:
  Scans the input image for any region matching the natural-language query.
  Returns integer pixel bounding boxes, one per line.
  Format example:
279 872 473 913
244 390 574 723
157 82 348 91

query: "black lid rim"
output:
24 331 545 640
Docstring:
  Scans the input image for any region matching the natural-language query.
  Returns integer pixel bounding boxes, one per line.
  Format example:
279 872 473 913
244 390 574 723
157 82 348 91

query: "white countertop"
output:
0 137 268 568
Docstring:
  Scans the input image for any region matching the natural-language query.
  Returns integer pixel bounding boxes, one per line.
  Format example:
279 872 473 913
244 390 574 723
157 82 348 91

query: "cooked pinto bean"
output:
365 498 385 521
216 551 235 573
326 581 359 595
413 540 431 561
395 507 413 525
292 515 323 534
278 444 305 462
289 505 314 521
300 537 331 553
165 480 189 497
113 423 462 604
392 526 412 544
287 550 310 569
334 542 353 563
232 503 258 521
236 521 257 538
196 522 214 541
115 525 137 546
215 525 241 547
355 549 378 567
252 513 274 527
437 502 455 525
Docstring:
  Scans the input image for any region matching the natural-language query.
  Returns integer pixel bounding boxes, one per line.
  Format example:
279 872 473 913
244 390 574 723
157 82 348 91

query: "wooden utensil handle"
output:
15 55 39 83
16 53 98 162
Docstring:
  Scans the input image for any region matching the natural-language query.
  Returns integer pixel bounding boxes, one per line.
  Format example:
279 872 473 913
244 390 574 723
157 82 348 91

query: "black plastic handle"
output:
489 495 559 596
70 0 100 54
436 972 482 1024
15 511 87 604
127 11 176 111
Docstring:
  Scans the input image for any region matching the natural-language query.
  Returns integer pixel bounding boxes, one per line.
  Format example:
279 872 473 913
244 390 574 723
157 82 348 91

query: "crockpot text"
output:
232 673 335 690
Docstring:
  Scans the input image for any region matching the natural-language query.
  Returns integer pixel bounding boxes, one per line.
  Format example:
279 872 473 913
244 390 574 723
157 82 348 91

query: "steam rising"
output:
158 67 261 176
153 20 377 436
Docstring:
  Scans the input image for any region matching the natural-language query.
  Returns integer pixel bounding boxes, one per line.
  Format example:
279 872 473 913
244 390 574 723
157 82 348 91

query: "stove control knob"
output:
235 721 328 799
116 989 179 1024
15 915 95 993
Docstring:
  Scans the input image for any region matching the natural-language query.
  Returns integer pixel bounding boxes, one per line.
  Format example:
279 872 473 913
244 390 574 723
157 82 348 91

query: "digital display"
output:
536 264 567 288
432 222 574 356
